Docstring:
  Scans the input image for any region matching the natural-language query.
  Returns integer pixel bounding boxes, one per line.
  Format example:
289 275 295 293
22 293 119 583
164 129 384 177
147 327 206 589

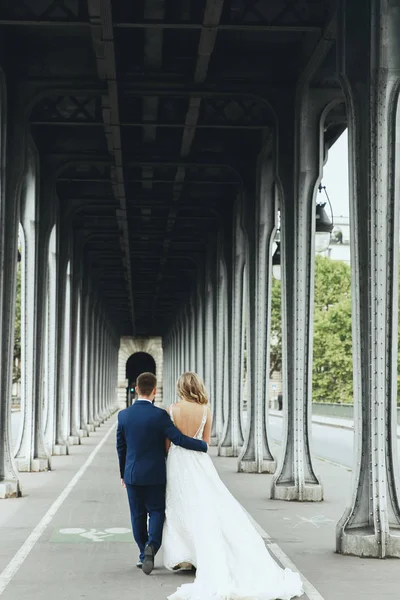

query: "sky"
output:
321 130 349 218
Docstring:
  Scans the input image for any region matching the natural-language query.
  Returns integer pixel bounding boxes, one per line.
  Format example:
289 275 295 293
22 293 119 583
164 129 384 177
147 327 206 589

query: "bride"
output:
162 372 303 600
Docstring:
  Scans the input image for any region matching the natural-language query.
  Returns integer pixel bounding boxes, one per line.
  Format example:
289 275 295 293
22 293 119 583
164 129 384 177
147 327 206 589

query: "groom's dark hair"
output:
137 372 157 397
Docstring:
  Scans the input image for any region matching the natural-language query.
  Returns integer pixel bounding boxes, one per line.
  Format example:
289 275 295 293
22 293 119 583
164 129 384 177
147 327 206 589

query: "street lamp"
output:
315 184 334 253
272 240 281 281
272 185 334 278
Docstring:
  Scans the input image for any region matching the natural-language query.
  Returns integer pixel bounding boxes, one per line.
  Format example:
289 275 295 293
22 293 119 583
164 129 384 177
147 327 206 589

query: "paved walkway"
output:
0 415 399 600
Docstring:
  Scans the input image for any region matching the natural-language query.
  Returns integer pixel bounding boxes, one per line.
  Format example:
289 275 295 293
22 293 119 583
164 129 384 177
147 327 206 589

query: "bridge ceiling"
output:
0 0 342 336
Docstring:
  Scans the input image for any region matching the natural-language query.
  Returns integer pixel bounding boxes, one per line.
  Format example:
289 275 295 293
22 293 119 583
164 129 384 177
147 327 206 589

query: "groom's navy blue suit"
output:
117 400 207 561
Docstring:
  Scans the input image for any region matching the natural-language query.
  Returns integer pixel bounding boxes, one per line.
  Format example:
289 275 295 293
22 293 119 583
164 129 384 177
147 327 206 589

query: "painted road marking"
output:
0 422 117 596
51 527 132 543
243 507 325 600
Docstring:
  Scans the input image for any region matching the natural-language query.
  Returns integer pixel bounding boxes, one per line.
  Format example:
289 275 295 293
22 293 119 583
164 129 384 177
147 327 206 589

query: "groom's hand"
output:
121 478 126 488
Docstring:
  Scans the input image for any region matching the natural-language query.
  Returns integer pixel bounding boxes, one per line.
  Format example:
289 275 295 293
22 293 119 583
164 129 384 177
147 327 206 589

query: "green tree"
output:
13 263 21 383
269 255 354 403
269 278 282 377
312 297 353 403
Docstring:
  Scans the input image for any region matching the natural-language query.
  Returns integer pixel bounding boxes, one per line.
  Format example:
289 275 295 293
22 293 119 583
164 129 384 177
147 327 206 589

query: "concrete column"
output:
195 275 205 379
239 157 277 473
0 95 24 498
336 0 400 558
204 246 217 434
44 225 58 454
54 240 70 455
15 147 50 472
172 329 177 401
183 307 190 373
213 237 228 444
87 293 96 430
69 260 83 444
79 283 90 435
270 87 332 499
189 299 196 371
220 197 246 457
93 308 101 424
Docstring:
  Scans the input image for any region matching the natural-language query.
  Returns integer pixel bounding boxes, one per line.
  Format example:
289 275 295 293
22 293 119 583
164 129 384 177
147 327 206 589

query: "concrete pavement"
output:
1 415 400 600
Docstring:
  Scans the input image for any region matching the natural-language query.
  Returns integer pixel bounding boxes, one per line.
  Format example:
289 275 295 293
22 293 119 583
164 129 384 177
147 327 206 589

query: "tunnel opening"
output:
125 352 157 405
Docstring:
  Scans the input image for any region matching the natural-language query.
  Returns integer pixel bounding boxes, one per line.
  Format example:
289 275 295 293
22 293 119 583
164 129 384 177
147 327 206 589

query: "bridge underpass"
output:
0 2 400 595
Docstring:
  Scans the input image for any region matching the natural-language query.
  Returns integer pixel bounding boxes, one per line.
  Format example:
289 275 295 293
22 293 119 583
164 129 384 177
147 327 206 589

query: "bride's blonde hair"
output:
177 372 209 405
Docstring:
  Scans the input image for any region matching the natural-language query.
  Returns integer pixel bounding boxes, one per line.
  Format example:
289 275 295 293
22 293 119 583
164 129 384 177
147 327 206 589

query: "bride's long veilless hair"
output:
176 372 209 405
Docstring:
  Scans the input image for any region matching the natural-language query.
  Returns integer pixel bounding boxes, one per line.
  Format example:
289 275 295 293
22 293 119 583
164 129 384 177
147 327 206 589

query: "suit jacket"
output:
116 400 208 486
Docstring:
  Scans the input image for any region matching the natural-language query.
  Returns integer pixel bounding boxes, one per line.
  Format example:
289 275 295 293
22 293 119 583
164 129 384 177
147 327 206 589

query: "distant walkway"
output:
1 415 399 600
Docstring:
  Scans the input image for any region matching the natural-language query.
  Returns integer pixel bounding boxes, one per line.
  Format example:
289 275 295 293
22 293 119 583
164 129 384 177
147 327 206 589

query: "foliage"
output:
269 278 282 378
13 263 21 383
312 297 353 403
270 255 354 404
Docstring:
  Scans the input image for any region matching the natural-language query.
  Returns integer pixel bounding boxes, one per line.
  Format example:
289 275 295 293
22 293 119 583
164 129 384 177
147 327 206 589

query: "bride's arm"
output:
203 407 212 445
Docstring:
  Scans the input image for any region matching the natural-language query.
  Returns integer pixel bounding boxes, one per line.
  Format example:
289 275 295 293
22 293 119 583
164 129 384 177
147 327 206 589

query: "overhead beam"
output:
0 20 321 33
151 0 225 320
31 120 268 129
87 0 135 333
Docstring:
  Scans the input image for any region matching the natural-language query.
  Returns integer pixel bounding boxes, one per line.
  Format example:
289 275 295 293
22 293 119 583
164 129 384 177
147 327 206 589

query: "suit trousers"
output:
126 483 166 560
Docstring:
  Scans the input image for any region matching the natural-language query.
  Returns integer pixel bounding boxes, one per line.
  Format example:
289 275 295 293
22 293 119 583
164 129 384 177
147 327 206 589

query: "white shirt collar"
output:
137 398 153 403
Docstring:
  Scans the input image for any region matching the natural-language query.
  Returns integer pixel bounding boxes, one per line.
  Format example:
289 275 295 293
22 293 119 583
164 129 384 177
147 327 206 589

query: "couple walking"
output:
116 371 303 600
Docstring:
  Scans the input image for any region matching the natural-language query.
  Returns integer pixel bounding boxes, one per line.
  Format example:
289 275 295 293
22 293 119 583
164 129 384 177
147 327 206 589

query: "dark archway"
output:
125 352 156 405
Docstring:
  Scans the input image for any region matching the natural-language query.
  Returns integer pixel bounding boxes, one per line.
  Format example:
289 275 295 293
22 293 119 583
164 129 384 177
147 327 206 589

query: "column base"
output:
0 479 21 499
53 444 69 456
210 436 219 446
87 423 96 432
31 458 50 472
238 459 277 474
218 446 240 458
271 482 323 501
15 457 50 472
68 435 81 446
78 429 89 438
337 526 400 558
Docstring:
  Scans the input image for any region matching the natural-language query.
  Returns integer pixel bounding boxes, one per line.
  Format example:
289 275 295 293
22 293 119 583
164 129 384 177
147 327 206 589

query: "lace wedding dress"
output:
163 406 303 600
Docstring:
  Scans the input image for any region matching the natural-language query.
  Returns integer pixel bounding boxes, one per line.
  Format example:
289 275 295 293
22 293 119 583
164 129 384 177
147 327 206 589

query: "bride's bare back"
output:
168 401 211 444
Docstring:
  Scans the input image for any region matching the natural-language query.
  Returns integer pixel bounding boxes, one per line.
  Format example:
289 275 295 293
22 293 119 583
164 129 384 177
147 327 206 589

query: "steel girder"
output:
335 0 400 559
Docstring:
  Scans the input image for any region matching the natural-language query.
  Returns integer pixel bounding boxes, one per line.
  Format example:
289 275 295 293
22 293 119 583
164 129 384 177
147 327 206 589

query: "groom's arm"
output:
116 413 127 479
160 411 208 453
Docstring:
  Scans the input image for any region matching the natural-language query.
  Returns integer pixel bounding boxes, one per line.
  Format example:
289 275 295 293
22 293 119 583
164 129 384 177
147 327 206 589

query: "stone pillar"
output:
336 0 400 558
15 147 50 472
54 238 70 455
196 273 205 380
69 256 82 444
270 85 331 499
44 225 58 454
220 197 245 457
0 92 24 498
213 235 227 444
79 281 90 435
87 292 96 429
93 307 101 424
239 157 277 473
204 246 216 431
183 307 190 373
189 299 196 371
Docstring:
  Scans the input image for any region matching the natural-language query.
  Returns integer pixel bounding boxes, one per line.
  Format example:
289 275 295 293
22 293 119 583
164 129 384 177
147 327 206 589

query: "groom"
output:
116 371 208 575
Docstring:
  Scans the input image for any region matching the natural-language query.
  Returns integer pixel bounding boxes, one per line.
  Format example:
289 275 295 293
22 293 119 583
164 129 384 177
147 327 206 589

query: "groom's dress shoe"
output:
142 544 155 575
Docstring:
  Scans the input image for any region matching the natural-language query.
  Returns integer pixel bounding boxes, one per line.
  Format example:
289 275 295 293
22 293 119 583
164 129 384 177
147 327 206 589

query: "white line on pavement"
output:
0 421 117 596
244 508 325 600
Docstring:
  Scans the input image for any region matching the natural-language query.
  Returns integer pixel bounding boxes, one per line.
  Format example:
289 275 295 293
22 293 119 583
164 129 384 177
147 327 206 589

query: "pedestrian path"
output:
0 415 399 600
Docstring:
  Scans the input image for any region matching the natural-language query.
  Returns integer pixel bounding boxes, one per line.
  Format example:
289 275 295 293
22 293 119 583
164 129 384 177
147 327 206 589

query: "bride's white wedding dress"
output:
163 405 303 600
